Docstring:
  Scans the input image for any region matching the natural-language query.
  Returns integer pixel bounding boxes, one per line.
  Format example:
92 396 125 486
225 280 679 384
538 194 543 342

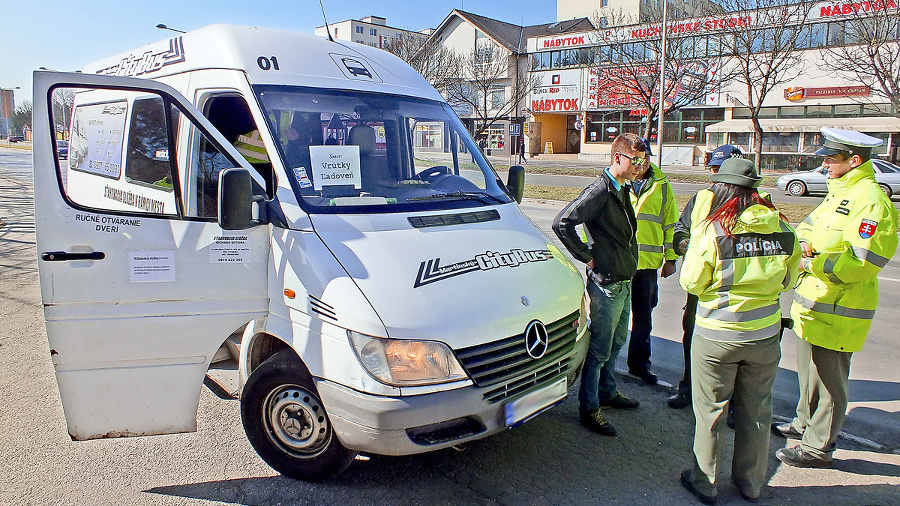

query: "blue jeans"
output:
579 278 632 411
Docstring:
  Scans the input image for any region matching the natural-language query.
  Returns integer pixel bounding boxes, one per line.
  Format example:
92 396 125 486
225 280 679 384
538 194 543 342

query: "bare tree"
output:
590 8 728 139
713 0 814 166
442 41 540 140
11 100 32 137
383 33 462 94
822 4 900 117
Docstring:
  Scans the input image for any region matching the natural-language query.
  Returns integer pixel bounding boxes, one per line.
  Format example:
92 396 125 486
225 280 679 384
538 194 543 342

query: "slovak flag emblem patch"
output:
859 219 878 239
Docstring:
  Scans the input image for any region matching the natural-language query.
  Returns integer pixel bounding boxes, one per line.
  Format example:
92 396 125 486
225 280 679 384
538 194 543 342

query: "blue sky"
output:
1 0 559 105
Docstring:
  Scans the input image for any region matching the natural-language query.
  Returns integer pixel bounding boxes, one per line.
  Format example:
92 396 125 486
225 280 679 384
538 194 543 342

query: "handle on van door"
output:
41 251 106 261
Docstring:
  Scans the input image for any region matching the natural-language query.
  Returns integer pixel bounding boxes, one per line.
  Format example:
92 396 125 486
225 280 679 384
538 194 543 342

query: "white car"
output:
776 159 900 197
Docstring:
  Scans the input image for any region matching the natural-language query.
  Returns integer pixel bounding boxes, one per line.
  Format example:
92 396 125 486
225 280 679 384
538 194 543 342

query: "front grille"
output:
455 310 579 403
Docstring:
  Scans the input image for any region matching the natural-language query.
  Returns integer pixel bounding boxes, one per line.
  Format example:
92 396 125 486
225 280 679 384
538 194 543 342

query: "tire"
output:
879 184 893 198
786 180 807 196
241 350 357 481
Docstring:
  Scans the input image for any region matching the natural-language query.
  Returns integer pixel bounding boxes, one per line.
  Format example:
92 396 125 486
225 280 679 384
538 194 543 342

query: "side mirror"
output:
218 168 254 230
507 165 525 204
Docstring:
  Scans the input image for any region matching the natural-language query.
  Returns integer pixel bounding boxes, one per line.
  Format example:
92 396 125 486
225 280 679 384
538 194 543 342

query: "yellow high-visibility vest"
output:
234 130 270 164
790 159 898 352
681 205 800 342
630 163 679 269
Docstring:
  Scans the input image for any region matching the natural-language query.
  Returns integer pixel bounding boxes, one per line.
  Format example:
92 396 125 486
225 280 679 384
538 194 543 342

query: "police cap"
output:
815 127 883 157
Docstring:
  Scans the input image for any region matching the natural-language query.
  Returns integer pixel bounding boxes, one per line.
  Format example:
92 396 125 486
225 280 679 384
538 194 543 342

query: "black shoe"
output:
731 476 758 503
579 408 617 436
771 421 803 439
629 368 659 385
668 391 691 409
775 446 832 469
598 392 640 409
680 469 717 505
726 409 736 430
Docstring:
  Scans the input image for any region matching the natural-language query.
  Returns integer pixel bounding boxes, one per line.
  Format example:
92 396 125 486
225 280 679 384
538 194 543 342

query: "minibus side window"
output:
184 95 272 218
125 97 175 191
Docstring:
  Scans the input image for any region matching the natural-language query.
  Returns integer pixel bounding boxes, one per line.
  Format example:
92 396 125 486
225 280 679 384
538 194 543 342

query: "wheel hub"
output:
265 385 330 456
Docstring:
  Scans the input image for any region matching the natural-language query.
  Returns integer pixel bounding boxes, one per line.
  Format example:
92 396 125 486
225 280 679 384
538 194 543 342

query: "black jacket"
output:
553 170 638 285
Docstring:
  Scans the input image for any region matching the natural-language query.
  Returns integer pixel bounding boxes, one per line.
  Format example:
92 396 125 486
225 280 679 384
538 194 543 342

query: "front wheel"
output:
786 180 807 196
241 350 356 481
879 184 893 198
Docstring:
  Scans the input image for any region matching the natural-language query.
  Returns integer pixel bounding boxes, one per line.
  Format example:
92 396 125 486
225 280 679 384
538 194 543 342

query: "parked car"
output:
56 139 68 159
7 135 24 143
776 158 900 197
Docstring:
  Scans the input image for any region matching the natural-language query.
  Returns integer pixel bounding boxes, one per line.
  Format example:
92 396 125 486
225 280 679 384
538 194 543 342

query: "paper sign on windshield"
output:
309 145 361 190
69 101 128 179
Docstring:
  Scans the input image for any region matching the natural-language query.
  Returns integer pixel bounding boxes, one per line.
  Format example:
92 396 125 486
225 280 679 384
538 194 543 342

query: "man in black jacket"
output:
553 133 643 436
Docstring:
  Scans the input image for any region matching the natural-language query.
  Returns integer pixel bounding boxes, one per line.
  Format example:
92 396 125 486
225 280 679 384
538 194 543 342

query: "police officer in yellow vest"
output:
233 129 270 164
679 158 800 504
773 127 898 468
627 137 678 384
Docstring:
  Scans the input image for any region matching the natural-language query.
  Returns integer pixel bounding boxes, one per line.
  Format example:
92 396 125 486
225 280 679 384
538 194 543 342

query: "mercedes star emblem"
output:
524 321 549 359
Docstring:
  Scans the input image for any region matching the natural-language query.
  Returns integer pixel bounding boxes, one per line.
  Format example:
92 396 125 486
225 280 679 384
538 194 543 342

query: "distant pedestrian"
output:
667 144 743 410
518 136 528 164
679 158 800 504
626 137 678 385
773 128 898 469
553 133 643 437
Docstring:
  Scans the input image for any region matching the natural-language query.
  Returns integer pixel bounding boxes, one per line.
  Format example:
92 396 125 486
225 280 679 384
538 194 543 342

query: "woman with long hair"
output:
678 158 800 504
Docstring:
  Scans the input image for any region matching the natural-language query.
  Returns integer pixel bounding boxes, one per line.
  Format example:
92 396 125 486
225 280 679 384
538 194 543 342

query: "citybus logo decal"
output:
96 37 186 78
414 249 553 288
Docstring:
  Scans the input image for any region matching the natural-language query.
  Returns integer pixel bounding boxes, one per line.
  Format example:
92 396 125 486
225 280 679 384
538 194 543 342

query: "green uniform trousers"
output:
689 334 780 499
787 337 852 460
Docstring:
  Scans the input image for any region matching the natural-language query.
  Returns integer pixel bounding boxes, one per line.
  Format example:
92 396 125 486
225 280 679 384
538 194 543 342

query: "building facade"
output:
314 16 428 51
525 1 899 166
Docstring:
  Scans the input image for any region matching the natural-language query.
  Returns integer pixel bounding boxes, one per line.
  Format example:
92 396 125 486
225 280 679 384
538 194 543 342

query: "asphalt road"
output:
2 147 899 505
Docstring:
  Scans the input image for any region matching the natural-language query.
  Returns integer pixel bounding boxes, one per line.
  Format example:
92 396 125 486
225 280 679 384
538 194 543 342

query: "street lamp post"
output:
655 1 669 169
156 24 186 34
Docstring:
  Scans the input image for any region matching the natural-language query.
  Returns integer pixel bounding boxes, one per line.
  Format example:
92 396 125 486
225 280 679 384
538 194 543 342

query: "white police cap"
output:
815 127 883 156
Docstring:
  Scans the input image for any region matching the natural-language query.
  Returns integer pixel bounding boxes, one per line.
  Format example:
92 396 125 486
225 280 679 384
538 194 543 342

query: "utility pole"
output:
655 1 669 168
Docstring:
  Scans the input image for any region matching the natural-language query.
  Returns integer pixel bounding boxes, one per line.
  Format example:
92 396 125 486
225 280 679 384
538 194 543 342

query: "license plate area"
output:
504 377 567 427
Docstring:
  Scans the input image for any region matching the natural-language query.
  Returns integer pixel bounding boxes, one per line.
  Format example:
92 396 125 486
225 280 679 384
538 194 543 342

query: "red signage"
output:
820 0 898 17
784 85 870 100
531 98 580 112
541 36 587 48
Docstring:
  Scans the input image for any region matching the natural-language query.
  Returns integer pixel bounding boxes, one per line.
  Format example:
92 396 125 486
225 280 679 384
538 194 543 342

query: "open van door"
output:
33 71 270 440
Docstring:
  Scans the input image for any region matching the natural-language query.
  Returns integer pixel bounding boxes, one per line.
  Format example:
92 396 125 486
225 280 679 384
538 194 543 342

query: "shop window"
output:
806 105 832 118
803 132 824 153
780 106 805 117
834 104 862 117
862 103 892 116
757 107 777 118
732 108 752 119
763 133 800 153
827 21 845 46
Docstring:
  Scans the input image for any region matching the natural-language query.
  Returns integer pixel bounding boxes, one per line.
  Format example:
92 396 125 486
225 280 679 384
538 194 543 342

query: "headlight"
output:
348 331 468 386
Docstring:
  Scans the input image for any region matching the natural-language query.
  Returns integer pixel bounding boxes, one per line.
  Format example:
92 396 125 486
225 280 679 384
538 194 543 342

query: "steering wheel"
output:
417 166 452 181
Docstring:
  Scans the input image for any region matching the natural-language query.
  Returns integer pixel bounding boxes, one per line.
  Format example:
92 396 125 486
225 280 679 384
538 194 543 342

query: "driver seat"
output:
348 124 390 192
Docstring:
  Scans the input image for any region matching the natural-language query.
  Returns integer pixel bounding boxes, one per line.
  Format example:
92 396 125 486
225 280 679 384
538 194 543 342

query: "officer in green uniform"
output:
679 158 800 503
774 127 898 468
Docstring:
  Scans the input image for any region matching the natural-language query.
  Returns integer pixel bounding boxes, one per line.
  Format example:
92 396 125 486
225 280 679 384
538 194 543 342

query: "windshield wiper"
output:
407 191 504 204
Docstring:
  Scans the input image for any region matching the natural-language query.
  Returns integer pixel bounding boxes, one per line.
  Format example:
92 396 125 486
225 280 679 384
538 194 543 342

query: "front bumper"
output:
317 322 588 456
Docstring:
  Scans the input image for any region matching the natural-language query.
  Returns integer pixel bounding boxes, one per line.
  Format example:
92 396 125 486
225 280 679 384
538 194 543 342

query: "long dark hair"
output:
706 183 786 235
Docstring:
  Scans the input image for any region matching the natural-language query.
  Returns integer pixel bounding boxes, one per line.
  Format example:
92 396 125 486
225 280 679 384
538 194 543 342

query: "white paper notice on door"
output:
129 250 176 283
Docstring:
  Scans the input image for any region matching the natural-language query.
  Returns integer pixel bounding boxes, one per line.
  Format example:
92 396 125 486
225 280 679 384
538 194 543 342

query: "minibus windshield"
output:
256 86 512 212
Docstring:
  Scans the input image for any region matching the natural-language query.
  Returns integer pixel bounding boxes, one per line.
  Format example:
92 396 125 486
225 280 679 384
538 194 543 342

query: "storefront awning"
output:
705 117 900 133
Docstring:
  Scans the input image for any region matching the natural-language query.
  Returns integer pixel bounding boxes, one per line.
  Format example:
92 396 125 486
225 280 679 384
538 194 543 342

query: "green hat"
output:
709 158 762 188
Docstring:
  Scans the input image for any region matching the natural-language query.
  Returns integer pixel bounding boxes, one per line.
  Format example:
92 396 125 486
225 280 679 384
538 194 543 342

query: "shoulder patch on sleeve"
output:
859 219 878 239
